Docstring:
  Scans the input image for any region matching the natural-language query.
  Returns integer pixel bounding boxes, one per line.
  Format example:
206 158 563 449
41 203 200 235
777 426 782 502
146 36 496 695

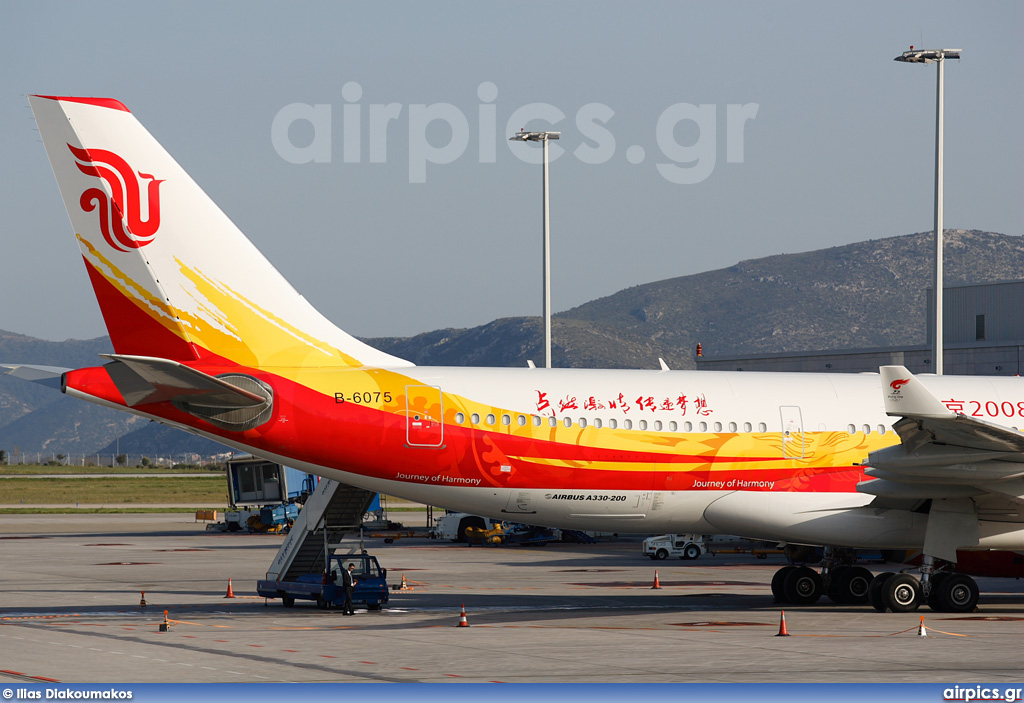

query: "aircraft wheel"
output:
683 544 701 560
826 566 850 604
771 566 797 603
783 566 823 605
832 566 873 605
867 572 894 612
926 573 950 611
655 548 670 560
883 573 922 612
938 574 979 613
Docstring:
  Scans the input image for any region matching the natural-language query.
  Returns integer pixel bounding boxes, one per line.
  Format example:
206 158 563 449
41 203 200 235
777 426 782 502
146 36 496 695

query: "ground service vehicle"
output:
643 534 706 560
256 553 389 610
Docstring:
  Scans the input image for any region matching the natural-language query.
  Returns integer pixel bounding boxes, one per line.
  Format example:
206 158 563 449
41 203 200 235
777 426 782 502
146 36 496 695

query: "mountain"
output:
2 229 1021 454
368 230 1024 369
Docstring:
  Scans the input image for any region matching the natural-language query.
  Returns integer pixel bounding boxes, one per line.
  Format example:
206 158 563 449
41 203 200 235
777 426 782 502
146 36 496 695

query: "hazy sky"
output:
2 1 1021 342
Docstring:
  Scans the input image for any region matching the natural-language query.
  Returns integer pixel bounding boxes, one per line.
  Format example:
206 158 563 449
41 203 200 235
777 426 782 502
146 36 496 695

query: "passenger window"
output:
699 422 707 432
623 419 633 430
533 415 542 427
877 424 885 435
638 420 648 430
758 422 767 432
486 413 496 425
684 421 692 432
714 422 722 432
455 412 465 424
548 416 557 428
579 418 588 428
654 420 663 431
593 418 602 428
471 413 480 424
668 421 678 431
517 415 527 426
608 419 618 429
502 414 511 426
847 424 855 434
563 417 573 428
862 424 871 435
743 422 751 432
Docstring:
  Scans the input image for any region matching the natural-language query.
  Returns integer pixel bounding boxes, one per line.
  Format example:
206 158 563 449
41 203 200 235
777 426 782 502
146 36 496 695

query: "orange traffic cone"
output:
159 609 170 632
456 604 470 627
140 591 147 608
400 573 411 591
224 578 236 598
775 610 790 637
917 615 928 638
652 570 662 589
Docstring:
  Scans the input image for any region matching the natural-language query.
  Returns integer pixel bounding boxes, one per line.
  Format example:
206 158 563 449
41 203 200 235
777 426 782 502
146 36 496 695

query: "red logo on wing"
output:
889 379 910 391
68 144 164 252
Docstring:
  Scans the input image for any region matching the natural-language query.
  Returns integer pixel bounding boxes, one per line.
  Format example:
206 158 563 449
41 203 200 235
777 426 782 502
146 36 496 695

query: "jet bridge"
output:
264 477 377 582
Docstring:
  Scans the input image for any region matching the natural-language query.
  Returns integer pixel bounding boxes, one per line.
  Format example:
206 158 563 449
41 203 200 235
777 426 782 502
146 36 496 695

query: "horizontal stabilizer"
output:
0 363 70 389
101 354 267 408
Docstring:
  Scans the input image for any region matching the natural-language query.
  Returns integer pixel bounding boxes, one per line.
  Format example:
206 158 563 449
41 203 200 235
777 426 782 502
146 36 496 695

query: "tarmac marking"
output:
166 619 233 628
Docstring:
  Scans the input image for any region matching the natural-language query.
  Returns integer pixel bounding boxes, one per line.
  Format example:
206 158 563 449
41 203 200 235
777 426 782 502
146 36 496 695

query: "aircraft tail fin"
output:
29 95 410 370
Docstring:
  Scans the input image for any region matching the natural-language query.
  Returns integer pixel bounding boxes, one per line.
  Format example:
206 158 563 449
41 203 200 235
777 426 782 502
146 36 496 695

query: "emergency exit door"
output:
779 405 804 458
406 385 444 447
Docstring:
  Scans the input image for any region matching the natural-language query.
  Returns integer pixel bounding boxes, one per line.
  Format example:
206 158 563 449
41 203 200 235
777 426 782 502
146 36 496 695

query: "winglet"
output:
879 366 955 419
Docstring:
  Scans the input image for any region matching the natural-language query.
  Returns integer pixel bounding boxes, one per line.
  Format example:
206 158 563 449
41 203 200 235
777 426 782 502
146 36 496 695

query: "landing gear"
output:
827 566 873 605
868 572 895 612
931 573 979 613
769 546 981 612
783 566 822 605
883 573 923 612
771 565 796 603
867 570 979 613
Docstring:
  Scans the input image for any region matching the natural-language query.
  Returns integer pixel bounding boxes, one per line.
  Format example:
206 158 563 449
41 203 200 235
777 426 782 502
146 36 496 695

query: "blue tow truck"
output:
257 553 390 611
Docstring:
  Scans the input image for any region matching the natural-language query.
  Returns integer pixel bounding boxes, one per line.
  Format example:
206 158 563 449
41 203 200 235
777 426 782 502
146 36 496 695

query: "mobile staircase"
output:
264 478 377 582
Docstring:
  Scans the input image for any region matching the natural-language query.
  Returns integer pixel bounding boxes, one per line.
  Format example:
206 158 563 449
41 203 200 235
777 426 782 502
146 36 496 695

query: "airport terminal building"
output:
696 281 1024 376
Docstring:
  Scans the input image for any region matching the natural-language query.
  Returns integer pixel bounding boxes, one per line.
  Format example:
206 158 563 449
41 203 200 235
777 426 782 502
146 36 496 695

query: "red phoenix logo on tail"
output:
67 144 164 252
889 379 910 391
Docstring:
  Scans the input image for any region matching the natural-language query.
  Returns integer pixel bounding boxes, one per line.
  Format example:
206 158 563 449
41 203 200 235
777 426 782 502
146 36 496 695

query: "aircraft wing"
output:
880 365 1024 454
100 354 268 408
859 366 1024 514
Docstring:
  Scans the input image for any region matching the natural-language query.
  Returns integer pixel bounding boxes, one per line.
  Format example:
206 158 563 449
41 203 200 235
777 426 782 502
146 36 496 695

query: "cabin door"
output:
406 385 444 447
779 405 804 459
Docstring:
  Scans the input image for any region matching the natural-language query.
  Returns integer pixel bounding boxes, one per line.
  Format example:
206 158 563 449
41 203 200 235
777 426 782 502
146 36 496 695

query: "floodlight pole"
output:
895 47 961 375
510 130 561 368
933 57 945 376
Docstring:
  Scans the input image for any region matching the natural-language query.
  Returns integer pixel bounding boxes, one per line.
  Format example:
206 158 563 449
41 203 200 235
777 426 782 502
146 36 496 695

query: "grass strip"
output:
0 507 226 514
0 476 228 505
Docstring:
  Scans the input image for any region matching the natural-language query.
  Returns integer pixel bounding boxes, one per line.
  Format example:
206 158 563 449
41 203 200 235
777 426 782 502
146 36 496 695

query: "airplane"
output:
6 95 1024 615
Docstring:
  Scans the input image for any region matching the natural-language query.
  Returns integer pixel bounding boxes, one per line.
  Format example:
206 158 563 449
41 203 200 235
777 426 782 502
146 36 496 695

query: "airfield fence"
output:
0 452 229 469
